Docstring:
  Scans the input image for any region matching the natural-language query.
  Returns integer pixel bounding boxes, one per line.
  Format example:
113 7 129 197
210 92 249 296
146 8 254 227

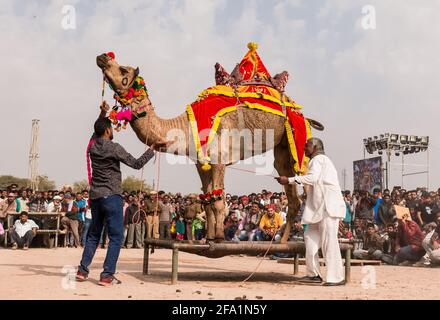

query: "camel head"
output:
96 52 139 97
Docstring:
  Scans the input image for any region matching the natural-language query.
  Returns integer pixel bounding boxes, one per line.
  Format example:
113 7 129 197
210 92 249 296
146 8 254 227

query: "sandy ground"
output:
1 247 439 300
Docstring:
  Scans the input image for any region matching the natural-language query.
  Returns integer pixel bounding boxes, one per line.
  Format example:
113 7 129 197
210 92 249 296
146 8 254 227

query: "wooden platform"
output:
277 257 382 266
143 239 354 284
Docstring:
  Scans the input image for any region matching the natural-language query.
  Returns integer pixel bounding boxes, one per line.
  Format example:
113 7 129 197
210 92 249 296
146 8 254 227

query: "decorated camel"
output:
96 43 323 243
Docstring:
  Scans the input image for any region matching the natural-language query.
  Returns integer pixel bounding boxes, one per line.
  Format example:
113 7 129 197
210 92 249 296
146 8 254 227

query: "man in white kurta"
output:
276 138 346 285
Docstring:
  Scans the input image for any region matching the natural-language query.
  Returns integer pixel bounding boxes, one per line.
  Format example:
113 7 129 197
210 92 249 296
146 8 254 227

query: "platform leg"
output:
143 244 149 275
294 253 299 275
345 248 351 283
171 248 178 285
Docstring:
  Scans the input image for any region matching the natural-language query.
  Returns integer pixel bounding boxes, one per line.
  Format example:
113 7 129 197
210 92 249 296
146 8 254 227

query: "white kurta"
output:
289 154 346 283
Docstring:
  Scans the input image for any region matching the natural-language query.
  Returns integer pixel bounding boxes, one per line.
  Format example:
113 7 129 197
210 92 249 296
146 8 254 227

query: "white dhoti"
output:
304 213 344 283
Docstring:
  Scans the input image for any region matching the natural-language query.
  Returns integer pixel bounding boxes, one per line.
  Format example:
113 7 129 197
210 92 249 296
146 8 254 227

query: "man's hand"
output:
99 101 110 118
275 176 289 185
432 241 440 250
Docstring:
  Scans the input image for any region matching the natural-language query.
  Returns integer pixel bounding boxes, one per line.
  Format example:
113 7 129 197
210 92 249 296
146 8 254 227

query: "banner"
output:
353 157 382 193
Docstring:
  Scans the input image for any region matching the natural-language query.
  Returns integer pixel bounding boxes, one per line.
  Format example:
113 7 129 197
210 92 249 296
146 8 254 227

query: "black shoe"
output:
297 275 323 283
322 280 346 286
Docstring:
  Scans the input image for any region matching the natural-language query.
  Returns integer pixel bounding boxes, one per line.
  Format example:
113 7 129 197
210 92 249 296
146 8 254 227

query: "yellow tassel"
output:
201 162 212 171
247 42 258 52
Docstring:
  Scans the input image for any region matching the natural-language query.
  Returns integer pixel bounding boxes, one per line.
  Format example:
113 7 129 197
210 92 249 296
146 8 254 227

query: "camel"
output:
96 48 323 243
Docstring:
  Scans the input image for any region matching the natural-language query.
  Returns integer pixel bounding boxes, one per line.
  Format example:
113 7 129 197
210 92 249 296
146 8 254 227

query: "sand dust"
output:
1 247 439 300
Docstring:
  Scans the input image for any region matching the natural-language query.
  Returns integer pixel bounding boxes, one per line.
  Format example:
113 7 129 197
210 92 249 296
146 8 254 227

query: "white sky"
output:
1 0 439 194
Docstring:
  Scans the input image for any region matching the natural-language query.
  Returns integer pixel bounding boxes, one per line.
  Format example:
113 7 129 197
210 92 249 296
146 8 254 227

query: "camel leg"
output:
274 141 301 244
211 164 226 240
196 164 215 240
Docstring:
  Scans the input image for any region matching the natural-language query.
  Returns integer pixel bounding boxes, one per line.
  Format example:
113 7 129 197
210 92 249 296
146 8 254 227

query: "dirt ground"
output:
1 247 439 300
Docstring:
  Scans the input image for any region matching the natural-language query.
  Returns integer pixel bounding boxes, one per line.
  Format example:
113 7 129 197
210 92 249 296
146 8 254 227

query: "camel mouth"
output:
96 54 110 69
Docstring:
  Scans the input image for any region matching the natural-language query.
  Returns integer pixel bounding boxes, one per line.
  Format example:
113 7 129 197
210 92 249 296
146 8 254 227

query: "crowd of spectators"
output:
1 183 439 267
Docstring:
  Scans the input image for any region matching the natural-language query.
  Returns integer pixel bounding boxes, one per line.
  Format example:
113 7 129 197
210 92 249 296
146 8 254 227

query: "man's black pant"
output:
11 230 35 248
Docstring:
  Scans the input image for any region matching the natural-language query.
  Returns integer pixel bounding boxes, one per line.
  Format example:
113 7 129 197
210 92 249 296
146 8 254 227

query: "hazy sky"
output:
1 0 439 194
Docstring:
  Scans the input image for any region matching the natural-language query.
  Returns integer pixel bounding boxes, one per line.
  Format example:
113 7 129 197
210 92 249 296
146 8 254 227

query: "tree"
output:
73 179 89 193
37 175 56 191
0 175 29 189
0 175 55 191
122 176 152 193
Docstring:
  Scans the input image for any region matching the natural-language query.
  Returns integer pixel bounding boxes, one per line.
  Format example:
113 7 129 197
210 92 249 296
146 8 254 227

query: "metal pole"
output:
294 253 299 275
171 248 179 284
143 244 150 275
55 214 60 249
401 153 404 188
345 248 351 283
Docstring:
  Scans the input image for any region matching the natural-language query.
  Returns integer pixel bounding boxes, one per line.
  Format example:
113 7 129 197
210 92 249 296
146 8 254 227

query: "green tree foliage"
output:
73 179 90 193
0 175 55 191
122 176 152 193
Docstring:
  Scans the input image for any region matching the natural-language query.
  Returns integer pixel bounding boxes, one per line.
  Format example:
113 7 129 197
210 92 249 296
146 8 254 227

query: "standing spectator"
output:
44 195 62 248
16 190 29 212
61 193 81 248
144 191 160 241
415 192 439 227
74 192 87 247
159 194 174 240
10 211 39 250
372 188 382 223
0 193 18 228
183 194 202 241
394 215 426 265
377 194 396 228
124 196 143 249
28 192 46 212
81 190 92 247
343 191 353 227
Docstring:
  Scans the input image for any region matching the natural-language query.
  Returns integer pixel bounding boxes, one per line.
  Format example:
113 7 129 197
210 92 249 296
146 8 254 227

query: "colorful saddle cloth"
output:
185 43 312 173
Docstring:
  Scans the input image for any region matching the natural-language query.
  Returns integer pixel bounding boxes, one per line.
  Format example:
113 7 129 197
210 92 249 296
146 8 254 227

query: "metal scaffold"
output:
28 119 40 191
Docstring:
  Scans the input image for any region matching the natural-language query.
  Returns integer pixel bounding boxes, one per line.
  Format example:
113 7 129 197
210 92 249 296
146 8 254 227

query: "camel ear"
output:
270 71 289 92
215 63 232 86
134 67 140 77
230 63 243 84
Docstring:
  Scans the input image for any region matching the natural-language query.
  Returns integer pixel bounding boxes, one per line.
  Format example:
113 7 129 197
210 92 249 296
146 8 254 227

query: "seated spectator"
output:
382 223 397 255
256 204 283 241
421 213 440 266
224 211 240 241
353 223 384 260
238 201 261 241
291 219 304 239
393 215 426 265
10 211 39 250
